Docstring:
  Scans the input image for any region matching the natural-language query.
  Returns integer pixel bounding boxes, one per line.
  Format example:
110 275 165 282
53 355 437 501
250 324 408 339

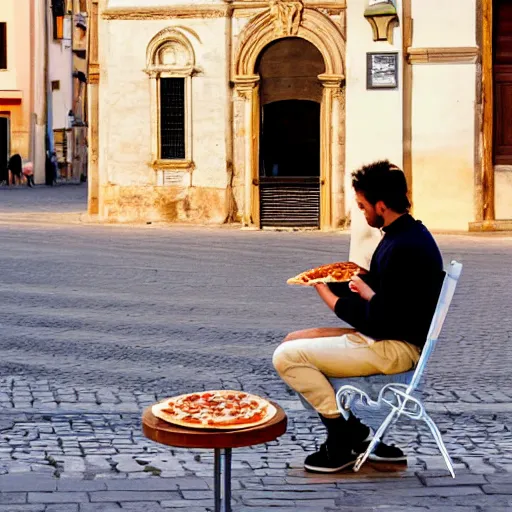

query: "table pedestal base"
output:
142 405 286 512
214 448 232 512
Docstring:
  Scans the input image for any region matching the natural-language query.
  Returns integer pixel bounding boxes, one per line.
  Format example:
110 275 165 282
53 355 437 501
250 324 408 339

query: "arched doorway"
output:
258 38 323 227
233 7 346 231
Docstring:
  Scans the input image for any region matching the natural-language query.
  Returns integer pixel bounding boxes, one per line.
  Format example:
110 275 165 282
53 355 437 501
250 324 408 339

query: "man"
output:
273 160 444 473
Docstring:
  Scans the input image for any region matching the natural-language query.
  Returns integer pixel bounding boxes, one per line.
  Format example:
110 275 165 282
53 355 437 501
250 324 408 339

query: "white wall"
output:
101 17 228 188
410 0 477 230
345 0 402 257
345 0 403 215
411 65 475 230
411 0 476 48
49 35 73 130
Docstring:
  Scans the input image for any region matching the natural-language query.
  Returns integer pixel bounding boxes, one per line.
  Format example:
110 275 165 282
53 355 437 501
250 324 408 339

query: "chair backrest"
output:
407 260 463 392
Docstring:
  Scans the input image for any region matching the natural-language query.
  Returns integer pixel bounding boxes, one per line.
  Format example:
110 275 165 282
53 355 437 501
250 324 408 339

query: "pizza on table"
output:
152 390 276 430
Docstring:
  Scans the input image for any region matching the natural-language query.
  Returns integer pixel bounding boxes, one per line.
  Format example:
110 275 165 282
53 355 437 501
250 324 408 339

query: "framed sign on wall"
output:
367 52 399 89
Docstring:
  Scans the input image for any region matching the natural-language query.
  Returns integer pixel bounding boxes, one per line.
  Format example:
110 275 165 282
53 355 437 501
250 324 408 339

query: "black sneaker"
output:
353 439 407 463
304 443 357 473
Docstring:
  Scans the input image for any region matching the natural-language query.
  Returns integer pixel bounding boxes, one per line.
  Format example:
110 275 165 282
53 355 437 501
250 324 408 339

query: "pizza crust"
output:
287 261 364 286
286 275 344 286
152 390 277 430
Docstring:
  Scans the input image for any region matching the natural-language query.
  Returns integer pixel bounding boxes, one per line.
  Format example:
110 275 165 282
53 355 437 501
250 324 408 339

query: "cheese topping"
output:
166 391 267 425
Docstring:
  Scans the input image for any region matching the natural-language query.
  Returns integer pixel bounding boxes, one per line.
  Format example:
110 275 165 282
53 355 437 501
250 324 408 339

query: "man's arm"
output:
319 278 376 307
314 283 339 311
315 282 369 333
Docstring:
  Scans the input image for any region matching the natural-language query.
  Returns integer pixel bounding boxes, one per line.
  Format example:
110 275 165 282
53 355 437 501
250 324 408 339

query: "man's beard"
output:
370 213 385 229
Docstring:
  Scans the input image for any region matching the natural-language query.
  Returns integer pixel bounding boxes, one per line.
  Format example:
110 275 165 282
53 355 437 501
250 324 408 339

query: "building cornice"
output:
102 1 346 20
231 1 346 8
407 46 479 64
0 90 23 100
102 5 230 19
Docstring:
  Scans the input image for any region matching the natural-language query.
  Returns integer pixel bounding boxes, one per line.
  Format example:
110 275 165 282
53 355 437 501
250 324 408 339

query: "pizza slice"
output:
287 261 365 286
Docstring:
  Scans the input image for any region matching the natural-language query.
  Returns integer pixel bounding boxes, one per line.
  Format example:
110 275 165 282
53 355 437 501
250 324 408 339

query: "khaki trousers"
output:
273 332 420 417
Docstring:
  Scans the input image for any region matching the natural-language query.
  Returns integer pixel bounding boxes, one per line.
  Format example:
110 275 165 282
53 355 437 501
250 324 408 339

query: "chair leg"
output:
422 412 455 478
353 408 398 472
377 408 402 444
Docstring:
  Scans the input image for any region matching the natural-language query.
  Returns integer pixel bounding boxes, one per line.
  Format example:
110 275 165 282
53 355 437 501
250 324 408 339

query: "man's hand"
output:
313 282 338 312
349 275 376 301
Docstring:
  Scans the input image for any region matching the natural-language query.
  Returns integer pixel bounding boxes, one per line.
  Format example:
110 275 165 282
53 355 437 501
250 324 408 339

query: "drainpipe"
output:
45 0 54 182
29 0 35 162
224 0 236 222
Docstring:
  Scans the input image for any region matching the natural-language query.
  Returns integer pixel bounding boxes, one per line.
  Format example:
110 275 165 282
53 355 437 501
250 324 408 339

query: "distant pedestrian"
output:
7 154 23 185
45 151 58 186
22 161 35 187
51 152 58 184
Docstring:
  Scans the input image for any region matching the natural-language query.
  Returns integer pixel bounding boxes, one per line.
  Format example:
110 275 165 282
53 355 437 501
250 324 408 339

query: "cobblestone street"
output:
0 185 511 511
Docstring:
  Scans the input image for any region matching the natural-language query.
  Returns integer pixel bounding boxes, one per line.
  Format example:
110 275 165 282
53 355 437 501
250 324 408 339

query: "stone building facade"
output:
0 0 46 183
89 0 511 232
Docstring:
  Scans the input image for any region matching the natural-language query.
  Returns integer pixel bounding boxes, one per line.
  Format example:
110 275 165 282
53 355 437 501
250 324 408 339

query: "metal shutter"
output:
259 177 320 228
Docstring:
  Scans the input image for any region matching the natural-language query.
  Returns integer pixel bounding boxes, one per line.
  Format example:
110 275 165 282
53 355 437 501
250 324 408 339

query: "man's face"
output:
355 191 384 229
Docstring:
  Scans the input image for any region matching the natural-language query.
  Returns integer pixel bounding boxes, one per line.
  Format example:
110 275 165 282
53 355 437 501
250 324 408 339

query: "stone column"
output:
319 74 344 231
87 0 100 215
233 75 259 227
481 0 495 222
147 73 160 183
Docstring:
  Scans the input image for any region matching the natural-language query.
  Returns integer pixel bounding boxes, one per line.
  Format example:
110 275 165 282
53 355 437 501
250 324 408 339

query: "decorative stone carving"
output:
234 75 260 100
236 88 253 101
156 41 192 68
145 28 196 76
269 0 304 36
234 8 345 78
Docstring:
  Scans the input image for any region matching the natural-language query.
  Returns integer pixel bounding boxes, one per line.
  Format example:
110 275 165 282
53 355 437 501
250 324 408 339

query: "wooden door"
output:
259 100 321 228
494 0 512 164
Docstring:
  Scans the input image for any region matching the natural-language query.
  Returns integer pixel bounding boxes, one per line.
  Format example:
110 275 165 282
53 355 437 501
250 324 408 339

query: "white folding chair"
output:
332 260 463 477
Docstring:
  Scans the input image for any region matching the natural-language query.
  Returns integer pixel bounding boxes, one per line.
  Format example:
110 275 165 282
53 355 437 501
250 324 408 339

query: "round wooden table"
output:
142 402 287 512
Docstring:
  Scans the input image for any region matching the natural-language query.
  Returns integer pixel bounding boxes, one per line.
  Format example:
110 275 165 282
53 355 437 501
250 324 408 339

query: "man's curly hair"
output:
352 160 411 213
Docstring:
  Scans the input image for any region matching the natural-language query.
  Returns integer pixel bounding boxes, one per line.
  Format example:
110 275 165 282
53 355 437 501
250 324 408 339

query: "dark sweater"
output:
332 214 444 349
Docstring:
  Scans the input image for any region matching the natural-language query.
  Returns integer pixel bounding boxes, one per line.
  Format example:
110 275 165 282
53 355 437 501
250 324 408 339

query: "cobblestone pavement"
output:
0 186 511 510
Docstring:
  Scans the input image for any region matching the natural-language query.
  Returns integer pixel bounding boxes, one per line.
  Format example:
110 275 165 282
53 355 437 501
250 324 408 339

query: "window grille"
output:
160 78 185 160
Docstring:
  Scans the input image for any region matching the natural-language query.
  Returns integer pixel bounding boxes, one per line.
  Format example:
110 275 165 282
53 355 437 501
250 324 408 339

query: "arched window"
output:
146 29 196 178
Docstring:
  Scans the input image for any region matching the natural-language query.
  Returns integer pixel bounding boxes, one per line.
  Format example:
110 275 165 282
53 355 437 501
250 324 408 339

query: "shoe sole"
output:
367 454 407 463
304 458 357 473
351 450 407 463
353 434 407 463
